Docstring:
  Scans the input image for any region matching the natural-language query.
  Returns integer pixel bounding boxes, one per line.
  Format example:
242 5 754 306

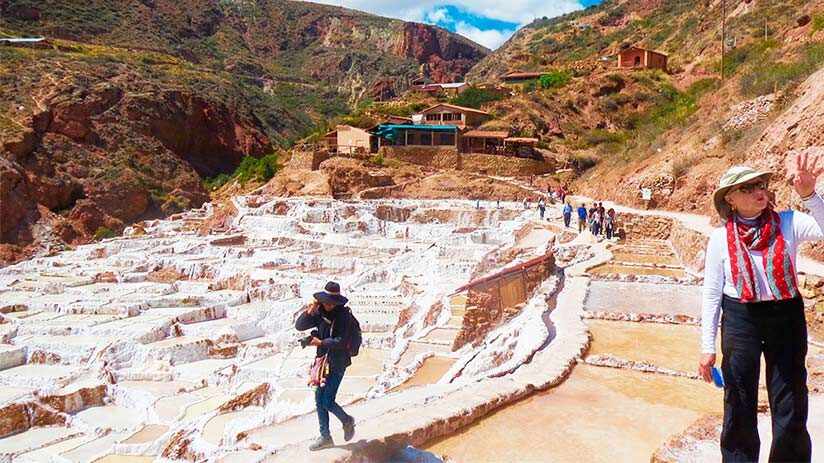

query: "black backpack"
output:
344 308 362 357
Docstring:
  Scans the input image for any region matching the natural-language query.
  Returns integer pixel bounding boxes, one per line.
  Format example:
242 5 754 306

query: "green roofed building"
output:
373 124 458 148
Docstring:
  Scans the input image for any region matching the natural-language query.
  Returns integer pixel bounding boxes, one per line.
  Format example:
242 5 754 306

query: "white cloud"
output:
426 8 452 25
303 0 588 49
454 22 515 49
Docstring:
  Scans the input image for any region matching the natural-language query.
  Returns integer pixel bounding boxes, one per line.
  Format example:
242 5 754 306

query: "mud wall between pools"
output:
669 221 709 274
454 254 555 349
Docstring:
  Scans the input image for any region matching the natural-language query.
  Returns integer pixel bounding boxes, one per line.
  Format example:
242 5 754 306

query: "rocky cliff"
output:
0 0 489 262
0 0 489 101
0 48 274 256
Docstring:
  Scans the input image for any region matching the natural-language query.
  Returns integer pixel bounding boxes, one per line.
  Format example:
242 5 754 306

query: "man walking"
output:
563 201 573 228
296 281 356 450
538 197 546 219
577 203 588 233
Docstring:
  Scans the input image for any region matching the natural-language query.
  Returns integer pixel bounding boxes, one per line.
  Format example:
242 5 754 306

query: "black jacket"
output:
295 304 352 372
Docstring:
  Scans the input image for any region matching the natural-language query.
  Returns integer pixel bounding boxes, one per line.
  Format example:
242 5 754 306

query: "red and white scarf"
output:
726 209 799 302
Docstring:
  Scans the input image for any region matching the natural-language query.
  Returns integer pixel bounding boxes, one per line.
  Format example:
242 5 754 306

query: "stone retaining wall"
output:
669 221 708 274
616 213 673 240
454 254 555 349
380 147 459 169
460 153 554 176
289 150 332 170
380 148 555 176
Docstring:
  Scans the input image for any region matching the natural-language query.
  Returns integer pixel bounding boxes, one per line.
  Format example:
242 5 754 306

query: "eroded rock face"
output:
319 157 395 197
393 22 489 83
1 80 269 261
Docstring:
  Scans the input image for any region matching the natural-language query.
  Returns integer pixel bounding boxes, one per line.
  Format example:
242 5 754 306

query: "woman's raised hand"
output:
794 152 824 198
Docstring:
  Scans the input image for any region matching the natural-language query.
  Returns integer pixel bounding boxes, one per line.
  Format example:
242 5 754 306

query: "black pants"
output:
720 295 811 462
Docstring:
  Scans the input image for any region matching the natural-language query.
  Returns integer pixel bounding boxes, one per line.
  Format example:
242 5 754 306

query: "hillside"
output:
1 0 489 102
464 0 824 217
0 0 489 262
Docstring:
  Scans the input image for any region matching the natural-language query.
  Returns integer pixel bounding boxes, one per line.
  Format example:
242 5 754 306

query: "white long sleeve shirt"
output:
701 193 824 353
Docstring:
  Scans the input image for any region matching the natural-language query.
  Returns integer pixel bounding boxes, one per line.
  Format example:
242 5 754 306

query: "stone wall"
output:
460 153 554 176
381 147 459 169
616 213 673 240
289 150 332 170
669 221 709 274
453 254 555 349
380 147 555 176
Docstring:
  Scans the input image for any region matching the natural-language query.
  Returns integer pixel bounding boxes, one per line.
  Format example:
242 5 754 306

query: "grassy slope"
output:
464 0 824 213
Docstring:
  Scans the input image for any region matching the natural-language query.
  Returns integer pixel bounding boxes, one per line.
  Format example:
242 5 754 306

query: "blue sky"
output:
306 0 604 49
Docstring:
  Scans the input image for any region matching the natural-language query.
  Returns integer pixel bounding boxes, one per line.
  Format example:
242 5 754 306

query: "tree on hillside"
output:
449 86 505 109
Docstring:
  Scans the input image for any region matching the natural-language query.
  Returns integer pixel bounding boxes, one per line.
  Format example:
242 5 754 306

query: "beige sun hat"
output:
713 165 773 219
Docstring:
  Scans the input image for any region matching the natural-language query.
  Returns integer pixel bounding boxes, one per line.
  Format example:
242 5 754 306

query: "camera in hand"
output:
299 330 319 348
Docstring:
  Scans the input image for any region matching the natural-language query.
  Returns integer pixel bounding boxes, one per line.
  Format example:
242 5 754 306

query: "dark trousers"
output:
720 295 811 462
563 213 571 228
605 224 614 239
315 369 351 439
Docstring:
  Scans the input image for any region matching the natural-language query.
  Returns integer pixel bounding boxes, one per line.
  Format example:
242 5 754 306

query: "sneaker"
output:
343 417 356 442
309 436 334 451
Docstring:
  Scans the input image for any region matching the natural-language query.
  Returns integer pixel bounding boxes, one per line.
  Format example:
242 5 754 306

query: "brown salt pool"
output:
424 365 721 462
586 320 710 373
588 263 688 279
610 252 680 266
394 356 456 392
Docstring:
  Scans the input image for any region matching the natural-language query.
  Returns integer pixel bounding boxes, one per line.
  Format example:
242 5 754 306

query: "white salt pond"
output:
584 280 702 317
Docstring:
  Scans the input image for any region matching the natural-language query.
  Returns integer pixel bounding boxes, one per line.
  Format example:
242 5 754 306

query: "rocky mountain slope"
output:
1 0 488 102
0 0 489 263
465 0 824 217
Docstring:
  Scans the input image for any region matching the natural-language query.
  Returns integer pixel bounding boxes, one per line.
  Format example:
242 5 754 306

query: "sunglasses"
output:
733 181 768 194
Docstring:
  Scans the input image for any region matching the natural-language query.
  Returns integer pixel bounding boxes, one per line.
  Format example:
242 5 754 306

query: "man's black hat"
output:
313 281 348 306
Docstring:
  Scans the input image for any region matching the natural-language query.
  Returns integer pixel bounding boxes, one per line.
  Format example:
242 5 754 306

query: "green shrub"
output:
813 14 824 32
237 153 279 183
539 70 572 89
204 173 231 192
206 153 281 189
672 153 702 179
570 152 599 170
739 43 824 97
721 39 778 77
449 86 505 109
94 227 117 241
583 129 629 146
337 113 378 128
369 153 384 166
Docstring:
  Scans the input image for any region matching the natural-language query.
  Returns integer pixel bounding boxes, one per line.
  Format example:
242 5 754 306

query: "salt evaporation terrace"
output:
0 195 573 462
4 190 823 462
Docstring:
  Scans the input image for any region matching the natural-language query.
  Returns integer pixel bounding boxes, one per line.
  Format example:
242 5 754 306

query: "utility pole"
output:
721 0 726 80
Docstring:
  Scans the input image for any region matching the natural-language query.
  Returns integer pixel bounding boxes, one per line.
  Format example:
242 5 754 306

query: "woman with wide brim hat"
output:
699 154 824 462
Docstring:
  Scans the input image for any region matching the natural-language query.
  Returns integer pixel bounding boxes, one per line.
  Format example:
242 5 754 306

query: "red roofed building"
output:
617 47 668 71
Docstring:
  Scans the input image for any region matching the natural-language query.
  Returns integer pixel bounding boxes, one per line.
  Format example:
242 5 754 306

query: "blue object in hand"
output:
711 367 725 388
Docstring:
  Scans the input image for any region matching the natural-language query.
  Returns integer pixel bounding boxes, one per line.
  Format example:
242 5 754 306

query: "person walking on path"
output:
598 203 606 235
563 202 573 228
590 207 601 236
538 197 546 219
605 208 616 239
699 156 824 463
296 282 357 450
577 203 588 233
523 197 529 210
